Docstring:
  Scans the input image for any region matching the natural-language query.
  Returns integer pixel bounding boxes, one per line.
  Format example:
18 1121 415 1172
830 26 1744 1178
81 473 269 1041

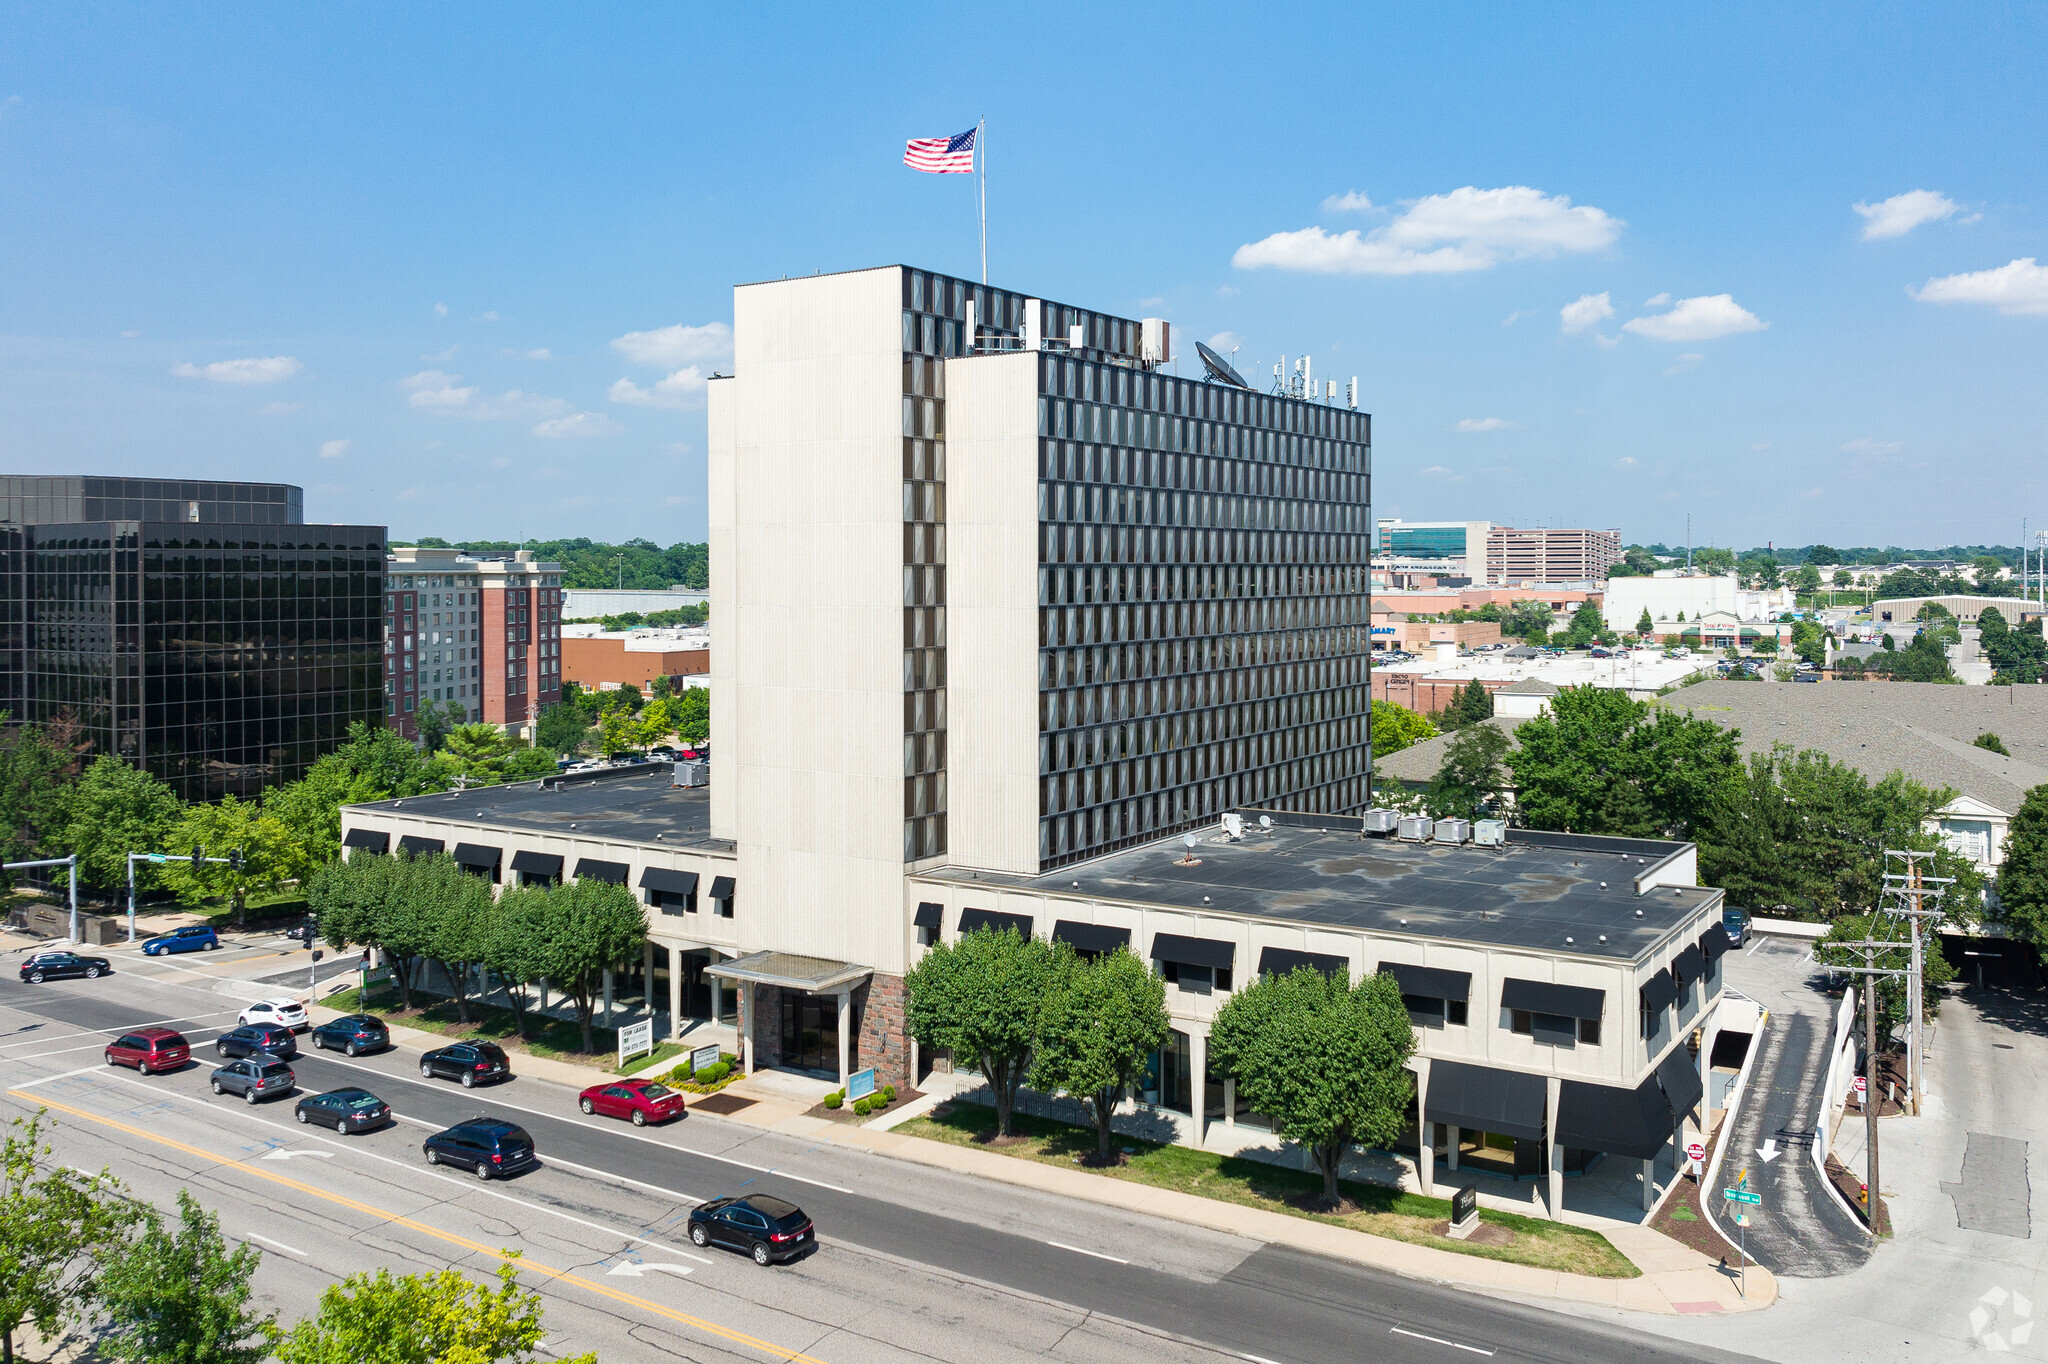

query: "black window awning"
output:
1699 926 1732 961
1053 921 1131 954
959 908 1033 938
451 843 501 869
398 835 443 856
708 876 736 901
1378 962 1471 1002
639 866 699 896
1424 1060 1548 1142
1150 933 1235 971
1259 947 1350 979
1557 1074 1681 1160
1673 944 1707 984
510 851 563 878
342 828 389 853
1501 978 1605 1020
575 858 629 884
1656 1045 1704 1122
1640 968 1678 1013
913 902 944 930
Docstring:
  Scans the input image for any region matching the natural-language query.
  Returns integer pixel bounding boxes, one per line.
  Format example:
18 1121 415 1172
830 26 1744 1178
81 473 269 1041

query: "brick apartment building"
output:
385 546 565 741
561 633 710 692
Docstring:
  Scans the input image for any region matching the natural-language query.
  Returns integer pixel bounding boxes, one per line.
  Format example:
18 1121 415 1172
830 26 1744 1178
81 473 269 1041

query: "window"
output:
1510 1010 1579 1046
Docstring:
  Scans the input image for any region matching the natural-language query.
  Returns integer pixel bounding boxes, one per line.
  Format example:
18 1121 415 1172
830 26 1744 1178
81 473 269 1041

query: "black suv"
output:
687 1195 815 1266
18 952 113 983
419 1041 511 1088
215 1023 298 1060
310 1014 391 1056
422 1118 535 1181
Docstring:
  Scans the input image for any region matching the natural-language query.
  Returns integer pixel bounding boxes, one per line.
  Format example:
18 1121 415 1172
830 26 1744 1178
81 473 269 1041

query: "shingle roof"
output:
1498 678 1560 695
1375 718 1516 784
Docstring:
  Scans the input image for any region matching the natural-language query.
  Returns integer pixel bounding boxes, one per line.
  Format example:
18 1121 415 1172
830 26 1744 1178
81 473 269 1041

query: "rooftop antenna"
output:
1195 339 1250 388
1346 376 1358 410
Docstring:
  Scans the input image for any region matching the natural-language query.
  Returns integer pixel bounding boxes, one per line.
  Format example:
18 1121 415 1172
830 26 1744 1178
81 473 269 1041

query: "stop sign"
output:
1854 1076 1868 1095
1686 1140 1706 1163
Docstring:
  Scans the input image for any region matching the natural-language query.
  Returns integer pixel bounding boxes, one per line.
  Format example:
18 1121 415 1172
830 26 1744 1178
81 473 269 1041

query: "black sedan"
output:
421 1118 535 1181
687 1195 815 1266
419 1041 511 1088
310 1014 390 1056
215 1023 298 1060
294 1087 392 1133
18 951 112 983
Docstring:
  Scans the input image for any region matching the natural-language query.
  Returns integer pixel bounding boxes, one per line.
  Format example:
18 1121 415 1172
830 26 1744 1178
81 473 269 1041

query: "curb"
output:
1697 1008 1769 1257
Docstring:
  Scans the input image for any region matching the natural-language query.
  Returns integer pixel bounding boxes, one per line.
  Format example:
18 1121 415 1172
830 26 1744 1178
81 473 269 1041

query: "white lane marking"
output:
302 1049 856 1194
261 1148 333 1161
78 1071 715 1265
2 1027 232 1062
9 1064 110 1086
1242 1355 1286 1364
246 1231 307 1257
607 1261 695 1278
1045 1239 1129 1264
0 1011 238 1051
385 1113 712 1211
1389 1326 1495 1356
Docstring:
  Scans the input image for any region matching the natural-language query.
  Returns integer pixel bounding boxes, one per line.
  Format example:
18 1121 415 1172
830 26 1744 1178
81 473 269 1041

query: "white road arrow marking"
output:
1756 1139 1781 1163
260 1148 334 1161
606 1261 694 1279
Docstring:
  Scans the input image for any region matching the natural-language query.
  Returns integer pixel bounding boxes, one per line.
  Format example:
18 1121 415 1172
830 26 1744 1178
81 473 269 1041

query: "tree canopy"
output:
904 927 1065 1137
95 1190 276 1364
1426 723 1512 821
1030 946 1170 1163
0 1111 142 1363
1996 783 2048 946
276 1261 593 1364
1436 679 1494 732
1507 687 1740 840
1369 701 1438 757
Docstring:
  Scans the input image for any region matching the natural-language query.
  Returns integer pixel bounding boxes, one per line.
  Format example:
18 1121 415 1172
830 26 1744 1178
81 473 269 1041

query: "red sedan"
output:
578 1078 686 1126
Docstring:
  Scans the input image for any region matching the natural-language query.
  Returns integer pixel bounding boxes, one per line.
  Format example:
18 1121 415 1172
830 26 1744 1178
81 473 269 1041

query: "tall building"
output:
0 476 384 801
1486 525 1622 584
1375 518 1492 581
383 547 565 741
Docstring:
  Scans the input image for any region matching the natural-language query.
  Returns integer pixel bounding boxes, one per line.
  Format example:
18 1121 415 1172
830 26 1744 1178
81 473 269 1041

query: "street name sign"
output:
1723 1188 1761 1205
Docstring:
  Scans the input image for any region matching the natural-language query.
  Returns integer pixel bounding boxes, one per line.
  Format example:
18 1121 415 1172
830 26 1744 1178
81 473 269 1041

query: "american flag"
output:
904 127 976 174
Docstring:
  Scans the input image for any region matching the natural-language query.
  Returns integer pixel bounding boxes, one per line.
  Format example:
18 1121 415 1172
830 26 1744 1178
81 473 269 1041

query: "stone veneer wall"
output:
854 972 909 1089
748 984 782 1067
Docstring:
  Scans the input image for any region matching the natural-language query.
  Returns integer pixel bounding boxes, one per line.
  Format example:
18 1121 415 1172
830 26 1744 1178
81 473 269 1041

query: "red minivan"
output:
105 1027 191 1074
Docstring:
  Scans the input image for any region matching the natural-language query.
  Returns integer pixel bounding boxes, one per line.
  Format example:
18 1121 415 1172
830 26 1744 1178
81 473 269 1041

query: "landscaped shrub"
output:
694 1061 730 1085
853 1096 875 1116
823 1090 843 1109
881 1083 897 1103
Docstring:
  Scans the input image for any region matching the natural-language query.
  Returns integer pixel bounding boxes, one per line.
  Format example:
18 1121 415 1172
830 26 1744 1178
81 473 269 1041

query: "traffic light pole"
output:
3 855 79 942
124 848 240 943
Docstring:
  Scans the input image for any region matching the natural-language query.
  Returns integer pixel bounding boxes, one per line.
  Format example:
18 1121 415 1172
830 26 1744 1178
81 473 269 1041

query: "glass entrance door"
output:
779 993 838 1076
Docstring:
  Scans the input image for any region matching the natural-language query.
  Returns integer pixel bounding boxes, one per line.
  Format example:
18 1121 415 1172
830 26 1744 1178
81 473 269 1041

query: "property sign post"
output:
1686 1139 1706 1181
690 1042 722 1075
1721 1168 1761 1298
847 1068 876 1102
618 1018 655 1070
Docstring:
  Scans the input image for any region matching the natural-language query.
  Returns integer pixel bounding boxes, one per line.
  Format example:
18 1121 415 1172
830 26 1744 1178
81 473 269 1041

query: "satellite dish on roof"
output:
1259 815 1273 829
1195 339 1250 389
1183 833 1198 849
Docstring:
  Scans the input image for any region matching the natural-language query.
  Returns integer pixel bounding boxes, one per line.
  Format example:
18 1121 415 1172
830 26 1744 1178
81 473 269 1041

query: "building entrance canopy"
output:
704 951 872 994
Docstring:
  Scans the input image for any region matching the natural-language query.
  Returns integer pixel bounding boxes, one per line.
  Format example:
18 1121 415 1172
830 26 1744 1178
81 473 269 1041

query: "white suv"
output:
238 998 309 1033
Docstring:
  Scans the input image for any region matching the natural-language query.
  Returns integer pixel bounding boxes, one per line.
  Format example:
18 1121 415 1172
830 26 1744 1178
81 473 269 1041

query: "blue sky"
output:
4 4 2045 550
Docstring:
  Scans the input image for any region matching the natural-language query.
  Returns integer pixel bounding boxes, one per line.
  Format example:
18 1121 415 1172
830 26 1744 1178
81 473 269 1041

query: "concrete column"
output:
538 978 549 1013
666 947 683 1039
1414 1059 1433 1197
1545 1076 1563 1221
1643 1157 1657 1214
1447 1125 1460 1171
1223 1078 1237 1129
710 956 724 1026
836 990 851 1086
1188 1030 1208 1148
741 983 755 1075
602 969 614 1026
643 942 656 1007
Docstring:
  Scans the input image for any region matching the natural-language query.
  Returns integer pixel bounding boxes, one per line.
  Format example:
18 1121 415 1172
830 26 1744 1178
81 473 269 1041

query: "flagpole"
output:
978 116 987 284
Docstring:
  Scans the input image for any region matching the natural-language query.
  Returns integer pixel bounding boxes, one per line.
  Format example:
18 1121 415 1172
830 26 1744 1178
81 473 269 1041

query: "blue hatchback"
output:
142 925 220 956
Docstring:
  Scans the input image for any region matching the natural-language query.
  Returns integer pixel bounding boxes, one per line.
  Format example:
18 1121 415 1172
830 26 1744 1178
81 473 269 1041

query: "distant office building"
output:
561 587 708 619
1376 519 1491 581
560 630 709 693
384 547 565 742
1487 526 1622 584
0 476 383 801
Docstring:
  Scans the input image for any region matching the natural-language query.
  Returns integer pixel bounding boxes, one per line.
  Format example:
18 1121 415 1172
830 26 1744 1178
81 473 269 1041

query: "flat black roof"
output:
920 817 1719 963
346 769 727 853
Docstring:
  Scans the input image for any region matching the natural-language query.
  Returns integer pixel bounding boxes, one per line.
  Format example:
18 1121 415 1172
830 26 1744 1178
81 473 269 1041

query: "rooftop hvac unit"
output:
671 761 708 789
1141 317 1172 364
1397 815 1434 842
1433 818 1472 845
1361 808 1400 835
1474 819 1507 847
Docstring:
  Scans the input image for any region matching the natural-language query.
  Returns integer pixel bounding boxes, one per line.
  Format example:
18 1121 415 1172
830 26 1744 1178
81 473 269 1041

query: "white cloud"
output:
1911 257 2048 315
1454 417 1510 433
318 439 350 459
1233 186 1623 276
1748 442 1771 451
608 367 708 409
1501 310 1527 327
1418 465 1455 475
1663 352 1705 376
259 401 303 415
120 328 140 338
1206 330 1242 354
1559 292 1613 334
1616 456 1639 467
433 302 448 317
480 310 500 322
1321 190 1379 213
1841 437 1904 455
1622 294 1767 342
503 347 551 360
610 321 733 369
171 355 302 385
1854 190 1960 240
400 369 566 421
1801 486 1826 500
422 344 459 362
533 412 620 439
402 369 475 409
1644 292 1671 306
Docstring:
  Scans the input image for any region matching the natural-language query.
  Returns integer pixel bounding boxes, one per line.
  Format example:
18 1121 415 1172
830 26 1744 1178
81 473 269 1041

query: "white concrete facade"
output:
1603 572 1795 627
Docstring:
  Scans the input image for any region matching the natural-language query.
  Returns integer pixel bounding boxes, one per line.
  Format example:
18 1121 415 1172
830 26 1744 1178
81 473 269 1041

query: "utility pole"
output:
1864 970 1881 1225
1880 848 1950 1117
4 855 79 942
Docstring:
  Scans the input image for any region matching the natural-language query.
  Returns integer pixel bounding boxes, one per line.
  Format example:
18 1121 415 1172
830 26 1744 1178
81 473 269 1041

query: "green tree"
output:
48 756 183 897
1996 784 2048 946
1635 607 1655 637
1793 564 1823 595
1692 546 1736 574
535 704 591 756
276 1260 593 1364
1436 680 1494 732
649 673 676 701
441 724 515 784
1501 599 1554 641
1208 968 1414 1206
1509 688 1740 839
413 698 466 753
406 853 496 1024
96 1190 277 1364
0 714 87 876
597 708 639 759
162 797 295 923
531 879 647 1052
1560 599 1608 647
1368 700 1438 756
672 687 710 745
904 926 1064 1138
0 1111 141 1364
480 886 554 1037
1030 947 1170 1164
1975 732 2011 756
1833 569 1853 588
1426 723 1513 821
499 747 559 781
1805 544 1842 566
1816 912 1955 1034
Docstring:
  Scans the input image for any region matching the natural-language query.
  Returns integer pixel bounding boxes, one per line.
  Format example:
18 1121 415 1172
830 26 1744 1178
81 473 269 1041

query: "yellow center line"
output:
12 1089 830 1364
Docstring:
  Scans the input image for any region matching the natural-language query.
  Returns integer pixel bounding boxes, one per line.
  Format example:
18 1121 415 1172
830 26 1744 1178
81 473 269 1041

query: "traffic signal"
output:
191 844 205 873
311 950 325 964
228 848 245 872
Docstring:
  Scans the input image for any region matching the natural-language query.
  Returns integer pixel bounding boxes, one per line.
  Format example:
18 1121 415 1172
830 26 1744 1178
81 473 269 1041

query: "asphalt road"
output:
0 954 1763 1364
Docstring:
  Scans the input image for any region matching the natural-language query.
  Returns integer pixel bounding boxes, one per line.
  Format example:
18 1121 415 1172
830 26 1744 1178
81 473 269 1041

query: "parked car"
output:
238 998 309 1032
18 951 112 984
1723 907 1753 947
141 925 219 956
215 1023 298 1060
578 1078 686 1126
310 1014 391 1056
104 1027 191 1074
294 1087 392 1133
687 1195 815 1266
419 1041 512 1088
421 1118 535 1181
210 1057 296 1104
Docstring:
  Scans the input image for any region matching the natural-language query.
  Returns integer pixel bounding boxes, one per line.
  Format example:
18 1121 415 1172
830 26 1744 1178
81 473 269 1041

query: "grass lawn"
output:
898 1104 1638 1279
321 984 621 1069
